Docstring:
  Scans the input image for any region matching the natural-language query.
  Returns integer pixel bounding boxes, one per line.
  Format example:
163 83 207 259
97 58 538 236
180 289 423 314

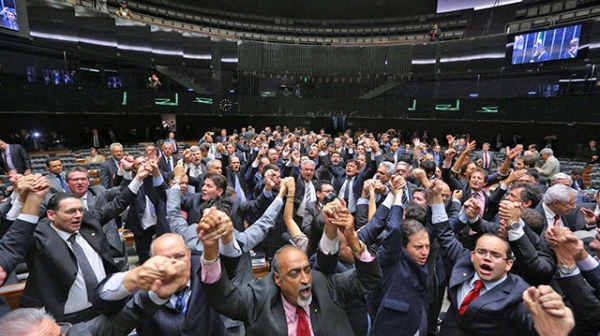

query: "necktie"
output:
93 135 99 147
68 234 99 301
194 165 201 177
402 185 410 206
483 152 489 168
175 288 187 314
459 280 484 317
58 174 68 192
296 306 310 336
553 215 560 227
234 174 246 202
2 150 7 171
167 157 172 172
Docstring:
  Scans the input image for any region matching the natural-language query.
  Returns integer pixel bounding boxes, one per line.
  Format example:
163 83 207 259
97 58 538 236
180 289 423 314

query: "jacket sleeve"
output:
377 205 404 268
166 188 202 251
236 197 283 252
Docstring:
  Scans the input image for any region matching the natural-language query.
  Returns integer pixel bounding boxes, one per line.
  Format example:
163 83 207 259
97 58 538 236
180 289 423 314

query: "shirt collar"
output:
471 272 507 292
50 224 78 243
542 202 557 220
281 293 309 323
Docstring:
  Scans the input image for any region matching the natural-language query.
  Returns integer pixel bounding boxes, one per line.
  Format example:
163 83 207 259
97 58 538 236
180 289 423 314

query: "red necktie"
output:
483 152 489 168
459 280 484 317
296 306 310 336
553 215 560 227
2 150 7 172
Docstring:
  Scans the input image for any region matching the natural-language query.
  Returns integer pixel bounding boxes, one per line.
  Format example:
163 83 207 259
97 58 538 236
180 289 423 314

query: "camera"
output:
323 192 338 206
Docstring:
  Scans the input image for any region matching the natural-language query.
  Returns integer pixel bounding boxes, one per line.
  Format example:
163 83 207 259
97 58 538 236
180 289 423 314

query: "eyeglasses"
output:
474 248 510 261
58 322 72 336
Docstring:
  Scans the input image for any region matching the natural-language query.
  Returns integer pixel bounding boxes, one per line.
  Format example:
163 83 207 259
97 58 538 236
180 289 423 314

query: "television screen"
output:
437 0 522 13
0 0 19 31
510 25 583 65
0 0 29 39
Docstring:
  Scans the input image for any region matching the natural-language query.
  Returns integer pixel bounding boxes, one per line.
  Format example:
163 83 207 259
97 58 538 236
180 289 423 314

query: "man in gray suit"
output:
99 143 123 188
474 143 500 174
200 200 382 336
536 148 560 179
44 157 68 194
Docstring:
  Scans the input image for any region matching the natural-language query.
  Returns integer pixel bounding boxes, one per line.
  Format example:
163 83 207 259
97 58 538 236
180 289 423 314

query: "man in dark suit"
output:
549 227 600 335
99 143 123 189
330 155 376 215
223 155 247 201
65 166 128 271
474 143 500 174
19 129 40 153
157 141 177 175
0 173 49 317
301 181 334 234
200 203 382 336
581 139 598 164
16 167 148 323
536 184 591 234
165 131 179 155
0 139 31 175
93 232 238 336
429 180 535 335
115 155 168 264
88 128 106 149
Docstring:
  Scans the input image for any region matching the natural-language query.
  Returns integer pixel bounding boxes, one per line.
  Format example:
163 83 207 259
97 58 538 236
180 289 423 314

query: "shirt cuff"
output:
557 267 581 278
500 182 508 190
356 198 369 206
153 175 164 187
357 249 375 263
442 162 452 169
98 272 132 301
201 256 222 284
17 213 38 224
148 291 170 305
576 255 599 271
319 233 340 255
507 219 525 241
382 192 395 208
219 238 242 258
431 203 448 224
6 199 24 221
128 177 143 193
252 161 259 168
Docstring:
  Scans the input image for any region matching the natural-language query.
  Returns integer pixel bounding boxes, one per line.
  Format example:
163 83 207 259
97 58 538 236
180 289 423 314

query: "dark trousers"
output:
134 226 156 264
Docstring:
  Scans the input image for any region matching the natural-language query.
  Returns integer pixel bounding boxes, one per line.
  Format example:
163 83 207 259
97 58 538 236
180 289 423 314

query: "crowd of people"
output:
0 124 596 335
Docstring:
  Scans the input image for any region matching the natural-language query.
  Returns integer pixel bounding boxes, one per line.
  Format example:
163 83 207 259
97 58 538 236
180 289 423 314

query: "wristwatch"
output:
557 265 578 275
508 222 521 231
172 178 181 184
350 240 366 257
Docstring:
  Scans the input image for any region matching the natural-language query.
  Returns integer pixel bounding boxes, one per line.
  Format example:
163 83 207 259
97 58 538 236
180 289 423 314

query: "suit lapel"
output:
86 191 97 211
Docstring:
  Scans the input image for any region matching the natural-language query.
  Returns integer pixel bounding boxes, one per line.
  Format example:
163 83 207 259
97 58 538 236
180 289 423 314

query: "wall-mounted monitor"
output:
507 24 587 65
437 0 522 13
0 0 29 39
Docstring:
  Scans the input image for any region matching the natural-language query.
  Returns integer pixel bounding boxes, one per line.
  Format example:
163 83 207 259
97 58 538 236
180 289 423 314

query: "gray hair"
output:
109 142 123 151
0 308 53 336
272 245 303 274
206 159 222 170
379 161 396 175
550 173 572 185
540 148 553 156
543 184 577 204
189 145 200 152
149 233 190 257
300 159 315 170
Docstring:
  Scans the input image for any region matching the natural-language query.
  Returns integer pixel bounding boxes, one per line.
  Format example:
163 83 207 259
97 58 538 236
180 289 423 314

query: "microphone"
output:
281 232 298 248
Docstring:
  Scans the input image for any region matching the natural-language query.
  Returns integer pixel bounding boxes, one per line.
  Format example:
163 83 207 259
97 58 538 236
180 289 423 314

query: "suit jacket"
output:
537 156 560 178
202 253 382 336
120 175 168 237
329 153 377 210
0 144 31 174
0 218 38 317
84 155 106 166
158 155 178 174
45 172 68 194
99 159 119 189
535 203 589 234
18 187 137 321
371 205 429 336
473 150 500 172
433 220 533 336
68 291 167 335
555 268 600 335
88 134 106 148
86 185 127 271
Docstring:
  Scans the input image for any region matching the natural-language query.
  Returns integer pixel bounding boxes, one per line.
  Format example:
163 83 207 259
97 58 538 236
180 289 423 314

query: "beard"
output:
297 283 312 307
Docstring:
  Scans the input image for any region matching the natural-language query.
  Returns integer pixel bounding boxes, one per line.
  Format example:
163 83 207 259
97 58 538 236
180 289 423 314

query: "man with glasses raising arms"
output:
427 179 535 335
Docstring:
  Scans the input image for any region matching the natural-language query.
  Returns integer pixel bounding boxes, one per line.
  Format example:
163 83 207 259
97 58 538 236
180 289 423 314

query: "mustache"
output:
298 284 311 293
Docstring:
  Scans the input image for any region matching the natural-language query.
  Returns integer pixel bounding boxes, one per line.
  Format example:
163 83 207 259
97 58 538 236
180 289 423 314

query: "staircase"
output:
359 79 402 99
155 65 211 94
